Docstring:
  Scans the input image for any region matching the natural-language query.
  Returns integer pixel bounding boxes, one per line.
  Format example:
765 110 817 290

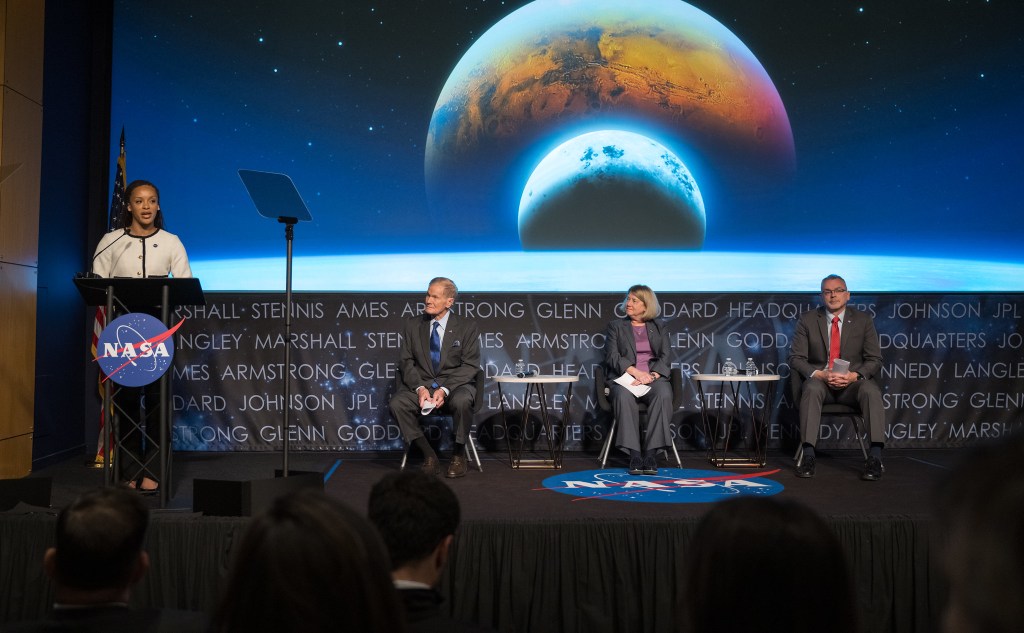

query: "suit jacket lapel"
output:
438 314 457 370
816 308 830 354
840 309 855 351
646 321 659 356
420 316 434 375
623 320 637 359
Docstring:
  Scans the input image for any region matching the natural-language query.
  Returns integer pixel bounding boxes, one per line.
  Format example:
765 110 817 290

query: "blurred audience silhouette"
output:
8 486 206 633
369 470 493 632
678 496 857 633
935 430 1024 633
211 488 406 633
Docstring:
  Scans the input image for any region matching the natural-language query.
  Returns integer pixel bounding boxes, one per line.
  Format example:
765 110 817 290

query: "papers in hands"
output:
613 372 651 398
831 358 851 375
420 401 437 415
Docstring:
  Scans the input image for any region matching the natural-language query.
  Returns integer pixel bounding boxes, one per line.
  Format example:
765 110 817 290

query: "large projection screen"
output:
110 0 1024 292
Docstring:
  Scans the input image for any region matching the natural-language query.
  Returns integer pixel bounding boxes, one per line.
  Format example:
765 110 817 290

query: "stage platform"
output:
2 448 953 633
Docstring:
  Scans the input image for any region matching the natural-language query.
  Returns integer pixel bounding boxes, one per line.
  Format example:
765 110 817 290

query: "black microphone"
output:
516 370 537 378
78 228 130 278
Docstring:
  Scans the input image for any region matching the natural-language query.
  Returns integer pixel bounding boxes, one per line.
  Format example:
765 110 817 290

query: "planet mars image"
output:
425 0 794 249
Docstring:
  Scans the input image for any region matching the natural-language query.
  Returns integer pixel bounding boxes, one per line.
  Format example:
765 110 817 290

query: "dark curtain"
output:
1 513 944 633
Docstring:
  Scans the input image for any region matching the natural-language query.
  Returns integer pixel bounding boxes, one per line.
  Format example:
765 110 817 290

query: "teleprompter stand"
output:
238 170 314 478
75 277 205 508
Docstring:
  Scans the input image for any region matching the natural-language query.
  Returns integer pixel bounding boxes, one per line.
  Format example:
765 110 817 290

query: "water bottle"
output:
744 358 758 376
515 359 527 377
722 358 737 376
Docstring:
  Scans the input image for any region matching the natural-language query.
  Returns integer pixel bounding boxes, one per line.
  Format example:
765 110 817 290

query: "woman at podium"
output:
93 180 191 493
93 180 191 279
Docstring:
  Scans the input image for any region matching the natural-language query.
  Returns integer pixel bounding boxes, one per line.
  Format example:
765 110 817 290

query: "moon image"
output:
519 131 704 249
425 0 794 247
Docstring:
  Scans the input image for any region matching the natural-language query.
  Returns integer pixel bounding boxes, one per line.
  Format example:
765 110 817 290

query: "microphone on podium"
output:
77 228 130 278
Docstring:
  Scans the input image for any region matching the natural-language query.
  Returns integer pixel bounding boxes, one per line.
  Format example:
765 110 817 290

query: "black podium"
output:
75 277 205 507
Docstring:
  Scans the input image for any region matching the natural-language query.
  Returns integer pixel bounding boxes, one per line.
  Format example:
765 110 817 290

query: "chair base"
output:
794 411 869 467
598 418 682 469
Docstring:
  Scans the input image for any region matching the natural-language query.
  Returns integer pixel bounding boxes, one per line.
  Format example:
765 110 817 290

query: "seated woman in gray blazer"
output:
604 284 673 475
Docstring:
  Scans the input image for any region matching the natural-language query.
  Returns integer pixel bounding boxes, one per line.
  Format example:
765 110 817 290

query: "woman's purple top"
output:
633 323 653 372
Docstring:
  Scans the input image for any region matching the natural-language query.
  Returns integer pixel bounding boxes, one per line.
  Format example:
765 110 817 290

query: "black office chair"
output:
595 366 684 468
398 367 486 472
790 371 869 467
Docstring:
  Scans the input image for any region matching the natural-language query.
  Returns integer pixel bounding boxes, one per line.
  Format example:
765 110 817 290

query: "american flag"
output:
108 128 127 230
92 128 127 464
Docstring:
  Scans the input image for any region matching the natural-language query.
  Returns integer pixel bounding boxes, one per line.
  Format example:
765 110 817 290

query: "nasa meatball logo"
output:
96 313 183 387
542 468 783 504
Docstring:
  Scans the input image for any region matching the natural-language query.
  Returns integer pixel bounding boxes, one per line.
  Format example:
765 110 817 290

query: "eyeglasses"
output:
822 288 847 296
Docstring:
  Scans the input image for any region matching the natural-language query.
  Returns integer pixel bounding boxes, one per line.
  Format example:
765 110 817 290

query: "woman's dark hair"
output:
678 497 857 633
120 179 165 230
212 489 406 633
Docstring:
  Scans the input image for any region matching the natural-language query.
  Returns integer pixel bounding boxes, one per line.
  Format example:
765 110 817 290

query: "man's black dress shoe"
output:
446 455 467 478
795 456 816 478
628 454 643 475
862 456 883 481
421 455 441 477
641 454 658 475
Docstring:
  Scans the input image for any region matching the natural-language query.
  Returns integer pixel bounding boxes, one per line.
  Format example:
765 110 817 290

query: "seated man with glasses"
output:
788 274 886 480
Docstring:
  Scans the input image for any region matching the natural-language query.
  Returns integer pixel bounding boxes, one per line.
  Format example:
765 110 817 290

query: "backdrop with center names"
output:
167 292 1024 453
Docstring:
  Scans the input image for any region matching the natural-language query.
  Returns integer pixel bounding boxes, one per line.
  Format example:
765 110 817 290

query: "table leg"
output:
702 380 771 468
496 382 515 467
499 381 569 470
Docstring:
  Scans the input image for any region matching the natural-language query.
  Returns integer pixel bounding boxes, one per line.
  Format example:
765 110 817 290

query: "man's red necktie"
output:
828 315 841 369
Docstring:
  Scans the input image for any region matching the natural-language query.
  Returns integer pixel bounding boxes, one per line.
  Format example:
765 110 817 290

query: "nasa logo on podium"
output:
96 313 184 387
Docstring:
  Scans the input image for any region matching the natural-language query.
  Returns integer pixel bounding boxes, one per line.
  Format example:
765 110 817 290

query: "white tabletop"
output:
691 373 780 382
493 374 580 384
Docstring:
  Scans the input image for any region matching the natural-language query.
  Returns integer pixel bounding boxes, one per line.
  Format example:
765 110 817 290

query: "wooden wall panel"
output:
0 433 32 478
0 0 7 88
0 0 44 476
0 263 36 477
0 86 42 266
2 0 45 103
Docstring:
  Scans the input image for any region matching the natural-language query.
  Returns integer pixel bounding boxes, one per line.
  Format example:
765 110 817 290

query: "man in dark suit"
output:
789 274 886 481
368 471 493 633
390 277 481 478
7 487 206 632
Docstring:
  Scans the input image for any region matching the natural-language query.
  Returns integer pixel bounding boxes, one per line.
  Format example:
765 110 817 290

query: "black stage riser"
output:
0 513 941 633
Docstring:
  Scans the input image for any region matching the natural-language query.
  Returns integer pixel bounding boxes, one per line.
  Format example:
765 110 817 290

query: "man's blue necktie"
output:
430 321 441 372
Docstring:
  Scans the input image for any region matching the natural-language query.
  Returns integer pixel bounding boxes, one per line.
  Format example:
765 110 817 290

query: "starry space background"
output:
110 0 1023 279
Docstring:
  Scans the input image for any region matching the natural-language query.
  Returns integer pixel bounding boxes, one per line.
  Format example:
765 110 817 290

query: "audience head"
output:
679 496 856 633
44 486 149 600
623 284 660 321
936 431 1024 633
212 489 406 633
368 470 460 580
